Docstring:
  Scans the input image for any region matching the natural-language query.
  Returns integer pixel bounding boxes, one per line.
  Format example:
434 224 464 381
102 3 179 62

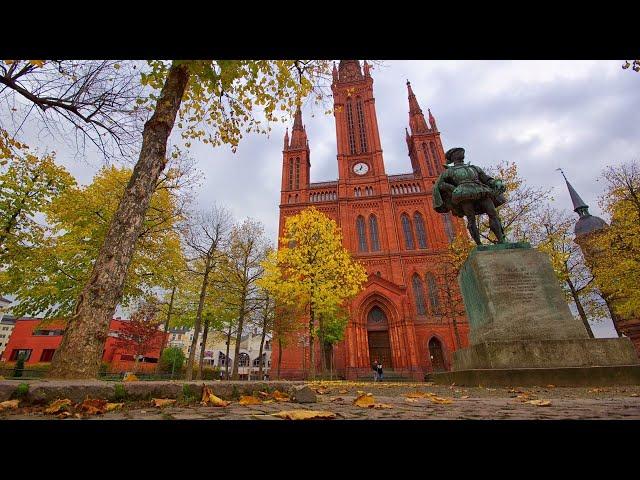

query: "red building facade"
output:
275 60 469 380
0 318 168 373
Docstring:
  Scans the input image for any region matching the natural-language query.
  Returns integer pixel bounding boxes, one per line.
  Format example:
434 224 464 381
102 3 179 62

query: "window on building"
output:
412 274 427 315
295 157 300 189
356 216 368 252
238 353 250 367
288 159 293 190
427 272 441 315
401 214 415 249
369 215 380 251
346 100 357 155
430 142 439 172
265 340 271 351
414 212 428 249
356 98 368 153
422 143 434 176
40 349 56 362
33 329 64 336
443 213 455 242
9 349 32 361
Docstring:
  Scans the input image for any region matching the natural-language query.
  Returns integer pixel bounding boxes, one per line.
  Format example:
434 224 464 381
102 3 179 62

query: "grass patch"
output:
113 383 127 402
13 383 29 399
181 384 197 403
231 385 241 401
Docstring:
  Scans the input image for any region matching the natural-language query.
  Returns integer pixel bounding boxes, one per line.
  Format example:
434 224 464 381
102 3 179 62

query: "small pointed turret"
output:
558 168 608 237
283 128 289 150
363 60 371 78
332 61 338 81
428 108 437 131
406 80 428 134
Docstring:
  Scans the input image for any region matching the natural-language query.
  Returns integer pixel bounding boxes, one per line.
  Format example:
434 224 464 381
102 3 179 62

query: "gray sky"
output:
16 60 639 336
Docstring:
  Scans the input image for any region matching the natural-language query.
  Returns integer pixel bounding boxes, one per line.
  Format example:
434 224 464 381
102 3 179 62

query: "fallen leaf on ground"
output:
79 398 108 415
106 403 124 412
372 403 394 409
589 388 606 393
526 399 552 407
546 384 556 388
272 410 336 420
45 399 72 415
406 392 431 398
0 399 20 411
258 391 270 398
630 393 639 397
330 397 344 402
152 398 176 408
428 396 454 405
338 389 348 394
460 396 469 399
354 393 375 408
315 387 330 394
239 395 262 405
405 398 419 403
56 411 72 418
123 373 138 382
271 390 290 402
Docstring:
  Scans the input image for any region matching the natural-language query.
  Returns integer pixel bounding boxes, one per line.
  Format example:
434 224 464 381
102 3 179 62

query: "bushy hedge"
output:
159 347 185 373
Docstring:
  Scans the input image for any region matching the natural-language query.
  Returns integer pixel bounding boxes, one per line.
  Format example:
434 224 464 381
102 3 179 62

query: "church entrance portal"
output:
367 306 393 369
428 337 446 372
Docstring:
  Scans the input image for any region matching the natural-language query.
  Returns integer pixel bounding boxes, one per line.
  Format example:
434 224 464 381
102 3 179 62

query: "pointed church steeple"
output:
407 80 429 134
558 168 608 237
289 106 308 149
283 128 289 150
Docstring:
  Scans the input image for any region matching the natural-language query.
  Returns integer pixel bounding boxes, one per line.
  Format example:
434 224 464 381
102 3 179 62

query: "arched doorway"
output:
367 306 393 369
428 337 446 372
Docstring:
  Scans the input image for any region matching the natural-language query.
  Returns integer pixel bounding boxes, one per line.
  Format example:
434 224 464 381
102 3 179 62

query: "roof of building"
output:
575 214 608 237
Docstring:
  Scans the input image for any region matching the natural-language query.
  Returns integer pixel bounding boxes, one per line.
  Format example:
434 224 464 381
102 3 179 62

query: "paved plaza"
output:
1 381 640 420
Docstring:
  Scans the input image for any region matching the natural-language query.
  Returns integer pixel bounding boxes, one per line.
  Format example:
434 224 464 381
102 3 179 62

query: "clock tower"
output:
332 60 386 183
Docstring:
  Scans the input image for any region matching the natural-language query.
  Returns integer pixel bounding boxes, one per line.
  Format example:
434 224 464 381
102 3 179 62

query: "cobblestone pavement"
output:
2 382 640 420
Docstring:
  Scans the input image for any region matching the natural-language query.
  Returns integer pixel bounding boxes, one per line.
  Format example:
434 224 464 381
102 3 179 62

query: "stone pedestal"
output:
452 243 639 371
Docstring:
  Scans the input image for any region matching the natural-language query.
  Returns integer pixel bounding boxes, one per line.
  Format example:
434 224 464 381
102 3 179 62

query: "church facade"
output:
274 60 470 380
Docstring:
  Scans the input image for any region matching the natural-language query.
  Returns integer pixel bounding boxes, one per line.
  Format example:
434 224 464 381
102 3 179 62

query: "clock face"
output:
353 162 369 175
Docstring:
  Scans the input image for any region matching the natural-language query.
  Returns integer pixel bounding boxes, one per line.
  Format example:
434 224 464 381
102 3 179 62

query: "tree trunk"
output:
197 317 210 380
318 314 326 375
277 338 282 380
566 277 594 338
49 62 190 379
231 286 248 380
186 260 212 380
258 320 266 380
308 308 315 380
603 296 624 337
157 284 176 369
225 322 232 380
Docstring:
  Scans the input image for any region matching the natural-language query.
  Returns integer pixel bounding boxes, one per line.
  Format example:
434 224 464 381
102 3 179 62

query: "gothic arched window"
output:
356 215 368 252
401 214 415 250
288 159 293 190
430 142 439 172
414 212 428 249
422 143 434 176
426 272 440 315
369 214 380 251
367 306 387 324
295 157 300 189
443 213 455 242
346 100 356 155
412 274 426 315
356 98 368 153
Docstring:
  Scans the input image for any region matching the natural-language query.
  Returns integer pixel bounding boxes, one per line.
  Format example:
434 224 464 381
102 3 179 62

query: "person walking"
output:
376 361 384 382
372 359 379 382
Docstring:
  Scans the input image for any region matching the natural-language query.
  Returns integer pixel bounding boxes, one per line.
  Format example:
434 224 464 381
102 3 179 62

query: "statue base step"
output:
430 364 640 387
453 338 639 370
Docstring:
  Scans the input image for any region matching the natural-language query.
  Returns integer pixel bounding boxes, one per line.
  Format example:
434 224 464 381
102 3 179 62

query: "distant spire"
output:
363 60 371 77
332 61 338 81
283 128 289 150
558 168 589 216
292 106 303 131
406 80 428 134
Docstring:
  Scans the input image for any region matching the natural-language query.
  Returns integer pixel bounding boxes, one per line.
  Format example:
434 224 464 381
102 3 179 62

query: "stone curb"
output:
0 380 309 403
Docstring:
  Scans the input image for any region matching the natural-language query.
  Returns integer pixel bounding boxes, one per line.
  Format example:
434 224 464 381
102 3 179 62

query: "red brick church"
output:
274 60 470 380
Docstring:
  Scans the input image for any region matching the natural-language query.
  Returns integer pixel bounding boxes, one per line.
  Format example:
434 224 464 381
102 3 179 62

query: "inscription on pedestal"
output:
459 244 589 344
